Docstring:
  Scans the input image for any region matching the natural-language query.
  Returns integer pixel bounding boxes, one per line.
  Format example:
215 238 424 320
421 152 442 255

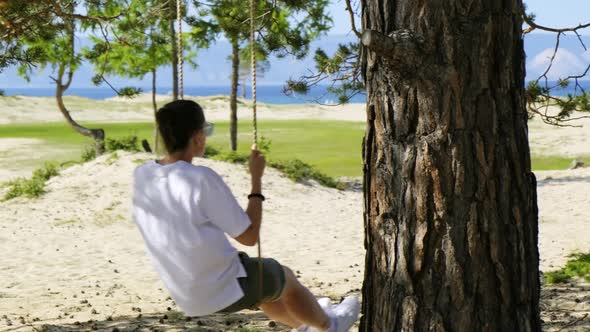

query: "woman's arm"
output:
234 148 265 246
235 177 262 246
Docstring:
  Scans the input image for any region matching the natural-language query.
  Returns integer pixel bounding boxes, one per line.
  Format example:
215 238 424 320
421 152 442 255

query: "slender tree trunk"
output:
152 68 159 154
359 0 540 331
55 65 105 154
56 27 105 154
230 37 240 151
170 20 179 101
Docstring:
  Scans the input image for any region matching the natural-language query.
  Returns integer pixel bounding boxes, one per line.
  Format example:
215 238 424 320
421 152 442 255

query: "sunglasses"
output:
203 122 215 137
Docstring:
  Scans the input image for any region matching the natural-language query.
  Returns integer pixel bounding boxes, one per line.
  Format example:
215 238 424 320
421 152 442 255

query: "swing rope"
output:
176 0 184 100
249 0 264 303
249 0 258 145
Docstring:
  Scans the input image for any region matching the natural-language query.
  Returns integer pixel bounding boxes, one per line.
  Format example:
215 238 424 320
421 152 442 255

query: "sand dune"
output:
0 152 588 331
0 94 367 124
0 152 363 331
528 113 590 157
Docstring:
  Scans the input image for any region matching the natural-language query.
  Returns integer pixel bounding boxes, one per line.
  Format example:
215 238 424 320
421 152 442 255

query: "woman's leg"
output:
265 266 331 331
259 298 302 328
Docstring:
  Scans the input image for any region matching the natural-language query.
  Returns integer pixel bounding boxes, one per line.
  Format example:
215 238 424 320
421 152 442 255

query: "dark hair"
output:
156 100 205 153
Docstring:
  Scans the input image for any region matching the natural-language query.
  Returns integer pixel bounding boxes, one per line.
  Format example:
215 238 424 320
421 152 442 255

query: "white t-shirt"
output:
132 160 252 316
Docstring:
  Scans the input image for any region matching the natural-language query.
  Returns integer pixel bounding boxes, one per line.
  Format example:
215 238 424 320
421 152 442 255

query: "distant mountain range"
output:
1 33 588 89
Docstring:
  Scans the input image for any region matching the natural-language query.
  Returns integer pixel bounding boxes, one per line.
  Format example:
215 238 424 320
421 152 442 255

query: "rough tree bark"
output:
55 27 104 154
230 37 240 151
360 0 540 331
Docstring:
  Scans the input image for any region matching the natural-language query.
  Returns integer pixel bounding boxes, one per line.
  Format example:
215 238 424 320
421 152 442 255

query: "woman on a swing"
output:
133 100 359 332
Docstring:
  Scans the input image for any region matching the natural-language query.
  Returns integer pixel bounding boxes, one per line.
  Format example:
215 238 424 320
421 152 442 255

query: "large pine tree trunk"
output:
359 0 540 331
230 37 240 151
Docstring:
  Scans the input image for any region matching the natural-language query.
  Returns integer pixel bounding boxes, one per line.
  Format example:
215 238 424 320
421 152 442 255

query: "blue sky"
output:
522 0 590 31
2 1 589 89
326 0 590 35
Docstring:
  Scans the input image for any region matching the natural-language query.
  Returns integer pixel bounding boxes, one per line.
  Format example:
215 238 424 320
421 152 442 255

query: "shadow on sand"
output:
537 174 590 187
541 280 590 332
9 310 286 332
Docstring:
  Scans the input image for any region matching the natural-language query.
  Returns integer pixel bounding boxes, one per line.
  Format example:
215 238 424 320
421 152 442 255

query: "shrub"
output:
32 163 59 181
81 146 97 162
269 159 338 188
563 252 590 282
118 86 142 98
2 163 59 201
204 145 221 157
105 136 140 152
3 178 29 200
0 89 4 96
545 270 571 284
21 177 46 197
213 151 249 164
206 146 248 163
545 252 590 284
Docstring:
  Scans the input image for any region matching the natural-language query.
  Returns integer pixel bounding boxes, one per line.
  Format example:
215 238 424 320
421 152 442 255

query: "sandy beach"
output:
0 96 589 331
0 94 367 125
0 152 365 331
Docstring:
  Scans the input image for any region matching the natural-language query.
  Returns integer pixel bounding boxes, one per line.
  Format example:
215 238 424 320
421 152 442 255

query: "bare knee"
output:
282 266 296 281
280 266 302 298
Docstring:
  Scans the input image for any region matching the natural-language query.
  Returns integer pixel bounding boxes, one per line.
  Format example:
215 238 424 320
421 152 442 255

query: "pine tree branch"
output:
45 0 123 22
523 14 590 35
344 0 361 38
523 11 590 126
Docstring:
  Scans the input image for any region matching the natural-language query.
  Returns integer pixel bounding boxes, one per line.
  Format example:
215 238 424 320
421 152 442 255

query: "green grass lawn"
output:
530 155 588 171
0 120 365 177
0 120 586 178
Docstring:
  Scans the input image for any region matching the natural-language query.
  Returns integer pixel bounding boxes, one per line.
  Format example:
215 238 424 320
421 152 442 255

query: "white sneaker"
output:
317 297 335 316
332 296 360 332
292 297 336 332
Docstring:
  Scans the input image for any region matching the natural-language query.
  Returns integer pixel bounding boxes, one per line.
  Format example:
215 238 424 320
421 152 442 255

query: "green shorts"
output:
218 252 286 313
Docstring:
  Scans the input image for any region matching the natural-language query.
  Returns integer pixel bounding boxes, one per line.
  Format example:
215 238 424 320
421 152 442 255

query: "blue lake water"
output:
2 81 588 104
1 85 366 105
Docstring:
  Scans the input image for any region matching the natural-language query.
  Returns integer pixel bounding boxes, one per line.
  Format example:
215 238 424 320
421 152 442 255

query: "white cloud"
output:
527 48 588 80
